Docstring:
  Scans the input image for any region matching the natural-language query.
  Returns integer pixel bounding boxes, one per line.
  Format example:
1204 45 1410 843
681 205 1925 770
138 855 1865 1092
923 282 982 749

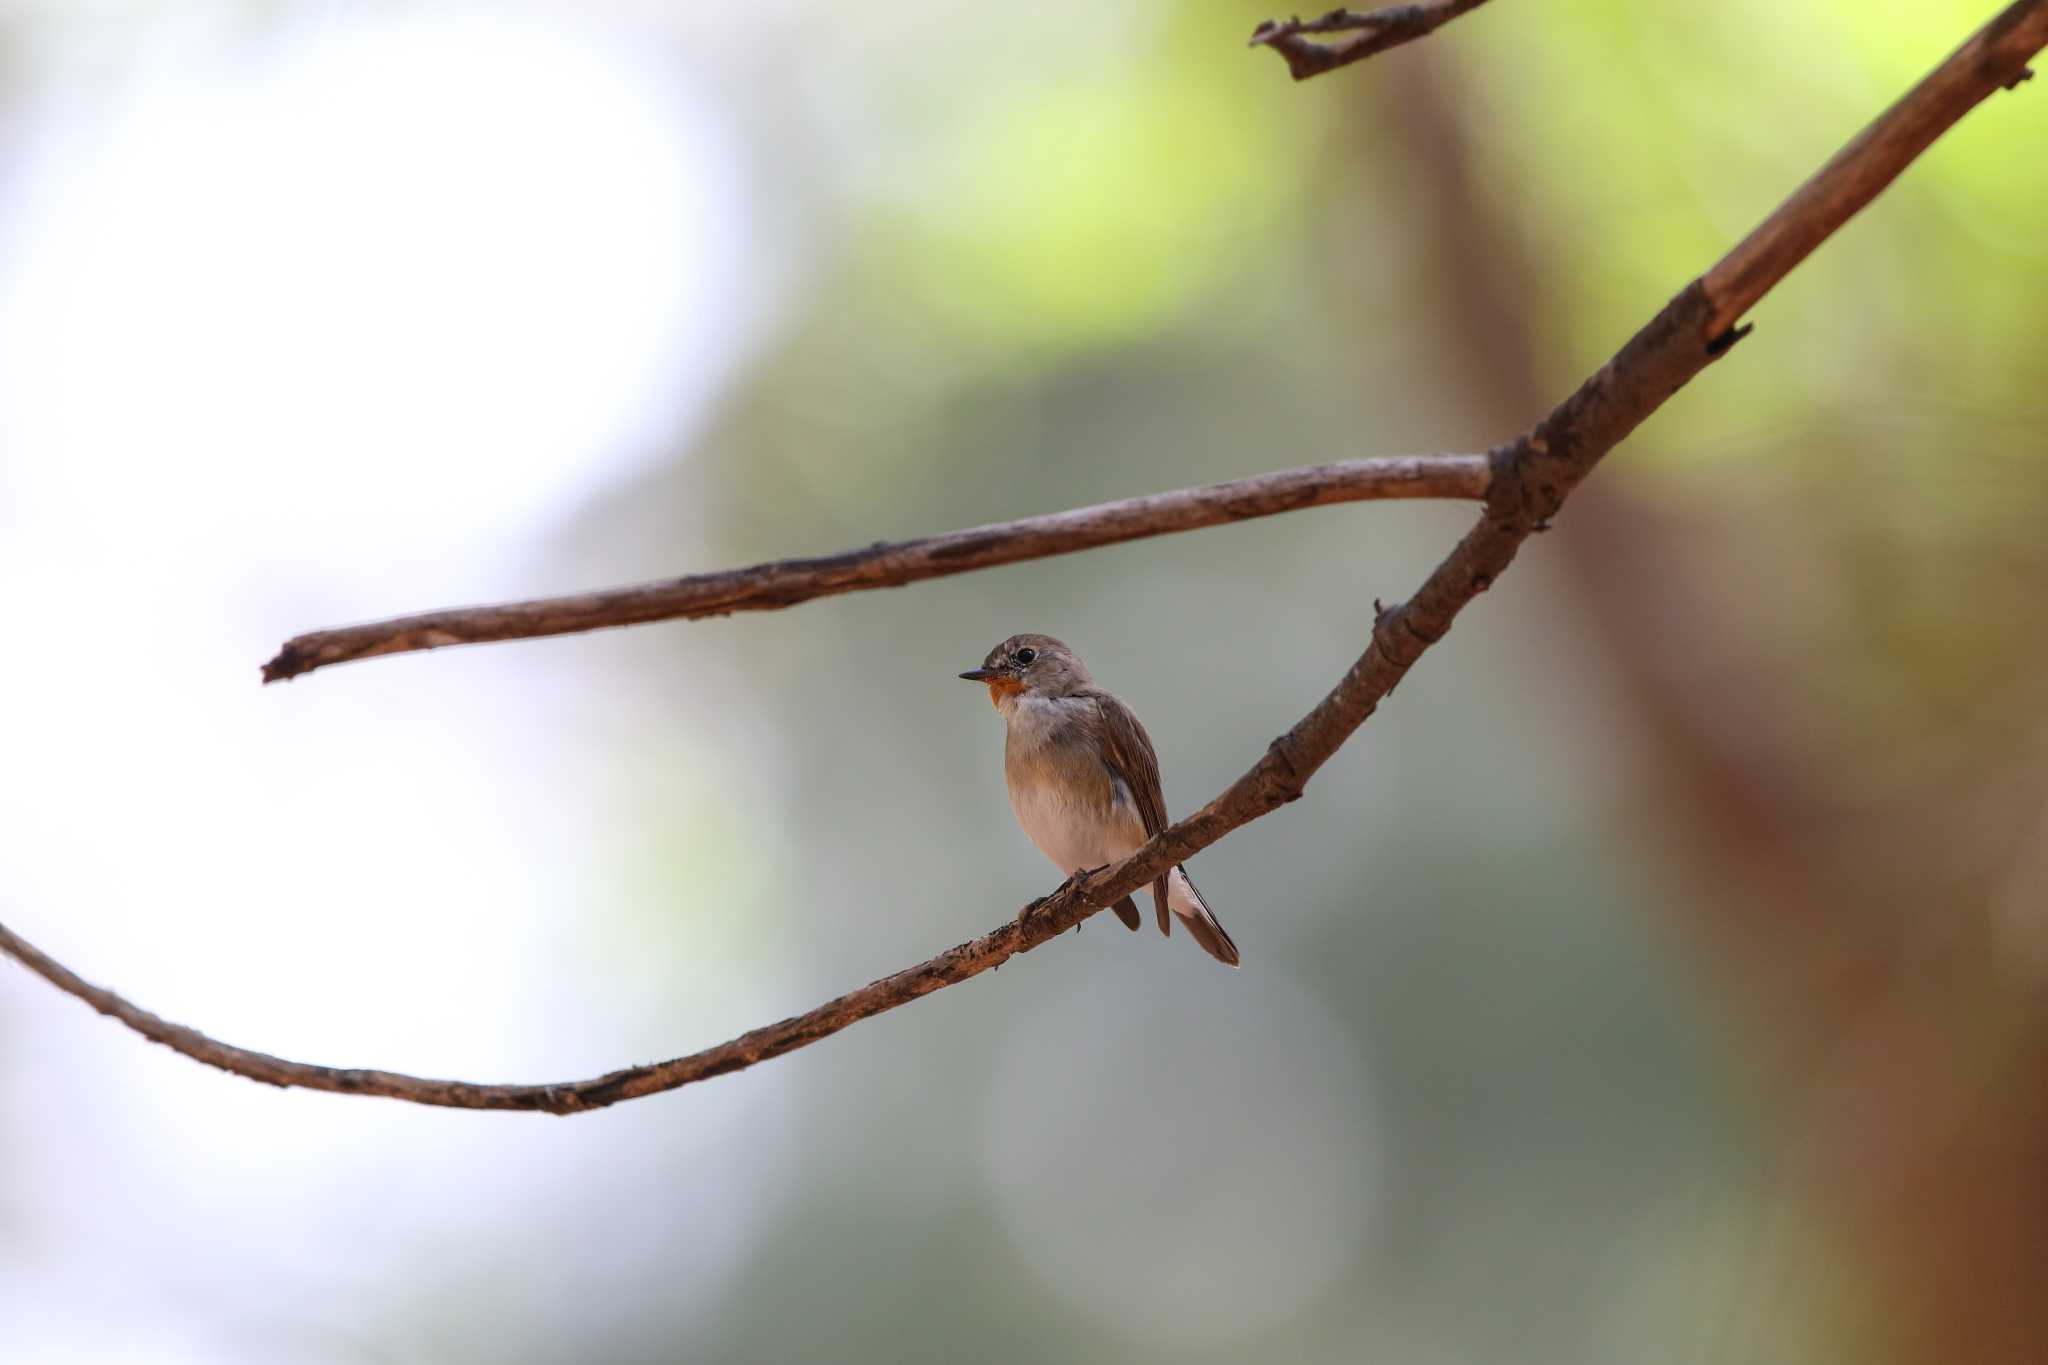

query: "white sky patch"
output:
0 7 749 563
0 8 784 1359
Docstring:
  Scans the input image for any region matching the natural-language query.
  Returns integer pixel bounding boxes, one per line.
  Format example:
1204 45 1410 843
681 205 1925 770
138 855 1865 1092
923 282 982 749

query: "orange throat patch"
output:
985 676 1024 709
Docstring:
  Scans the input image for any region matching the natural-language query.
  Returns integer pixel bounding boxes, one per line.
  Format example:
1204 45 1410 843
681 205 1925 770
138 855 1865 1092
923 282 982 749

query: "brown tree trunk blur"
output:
1376 46 2048 1365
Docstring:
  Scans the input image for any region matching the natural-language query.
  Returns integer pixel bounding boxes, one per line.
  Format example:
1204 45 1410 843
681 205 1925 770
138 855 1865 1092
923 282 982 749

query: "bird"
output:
958 633 1239 967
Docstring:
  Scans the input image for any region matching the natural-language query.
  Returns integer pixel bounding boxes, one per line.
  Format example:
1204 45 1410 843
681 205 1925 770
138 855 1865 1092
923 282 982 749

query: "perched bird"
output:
959 633 1239 967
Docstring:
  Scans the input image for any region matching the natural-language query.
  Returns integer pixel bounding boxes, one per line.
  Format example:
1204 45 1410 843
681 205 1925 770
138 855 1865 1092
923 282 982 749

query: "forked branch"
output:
4 0 2044 1113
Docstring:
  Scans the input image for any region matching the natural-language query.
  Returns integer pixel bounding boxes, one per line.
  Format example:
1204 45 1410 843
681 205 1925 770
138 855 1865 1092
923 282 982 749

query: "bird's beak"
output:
957 666 998 682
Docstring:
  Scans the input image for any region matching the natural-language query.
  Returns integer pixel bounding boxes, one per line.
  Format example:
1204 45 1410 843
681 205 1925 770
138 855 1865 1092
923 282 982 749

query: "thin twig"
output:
5 0 2043 1114
261 455 1489 683
1249 0 1492 82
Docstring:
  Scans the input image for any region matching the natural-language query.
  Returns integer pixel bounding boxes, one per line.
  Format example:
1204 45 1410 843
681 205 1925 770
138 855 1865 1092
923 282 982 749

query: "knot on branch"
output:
1705 322 1755 357
1263 736 1308 803
540 1084 591 1116
1484 438 1560 529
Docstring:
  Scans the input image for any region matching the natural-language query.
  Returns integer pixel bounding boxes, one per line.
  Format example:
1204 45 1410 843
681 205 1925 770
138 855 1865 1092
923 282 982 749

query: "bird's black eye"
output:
1015 647 1036 665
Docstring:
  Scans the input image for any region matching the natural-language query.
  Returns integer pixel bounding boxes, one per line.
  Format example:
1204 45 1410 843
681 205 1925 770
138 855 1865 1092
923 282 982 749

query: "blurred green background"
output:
1 2 2043 1362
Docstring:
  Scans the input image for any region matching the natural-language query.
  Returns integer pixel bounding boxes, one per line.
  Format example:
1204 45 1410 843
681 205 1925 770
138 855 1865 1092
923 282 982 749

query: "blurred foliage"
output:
3 0 2043 1362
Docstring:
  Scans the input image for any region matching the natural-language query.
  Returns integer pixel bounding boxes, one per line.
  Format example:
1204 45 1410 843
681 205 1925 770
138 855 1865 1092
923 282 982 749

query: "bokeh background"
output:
2 2 2045 1362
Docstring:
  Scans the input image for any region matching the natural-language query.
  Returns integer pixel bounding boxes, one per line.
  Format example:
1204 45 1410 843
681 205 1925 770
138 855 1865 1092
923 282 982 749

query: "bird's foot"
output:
1018 866 1112 927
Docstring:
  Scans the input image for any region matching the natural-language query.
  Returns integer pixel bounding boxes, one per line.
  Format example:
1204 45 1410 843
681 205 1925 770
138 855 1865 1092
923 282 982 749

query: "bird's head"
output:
957 633 1091 710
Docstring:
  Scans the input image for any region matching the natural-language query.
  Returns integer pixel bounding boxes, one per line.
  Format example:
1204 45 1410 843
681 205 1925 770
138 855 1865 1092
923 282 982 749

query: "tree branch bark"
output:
1701 3 2042 337
5 0 2043 1115
261 454 1489 684
1249 1 1494 82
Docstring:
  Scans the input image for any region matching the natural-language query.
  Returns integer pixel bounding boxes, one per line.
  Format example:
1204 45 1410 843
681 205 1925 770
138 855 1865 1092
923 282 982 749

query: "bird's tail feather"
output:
1164 867 1239 968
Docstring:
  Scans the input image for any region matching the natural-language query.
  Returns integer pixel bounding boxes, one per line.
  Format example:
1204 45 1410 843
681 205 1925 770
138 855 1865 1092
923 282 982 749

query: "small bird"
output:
959 633 1239 967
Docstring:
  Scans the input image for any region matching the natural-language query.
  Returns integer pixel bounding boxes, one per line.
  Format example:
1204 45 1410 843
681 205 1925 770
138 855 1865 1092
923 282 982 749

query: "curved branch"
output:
0 914 1088 1113
262 454 1489 684
5 0 2042 1114
1250 0 1493 82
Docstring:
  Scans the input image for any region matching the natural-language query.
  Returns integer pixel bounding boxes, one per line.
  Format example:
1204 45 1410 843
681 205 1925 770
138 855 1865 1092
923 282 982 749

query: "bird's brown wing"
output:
1089 689 1174 936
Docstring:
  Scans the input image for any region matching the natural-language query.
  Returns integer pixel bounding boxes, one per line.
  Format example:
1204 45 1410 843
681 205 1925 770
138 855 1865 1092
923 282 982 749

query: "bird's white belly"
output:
1008 771 1144 875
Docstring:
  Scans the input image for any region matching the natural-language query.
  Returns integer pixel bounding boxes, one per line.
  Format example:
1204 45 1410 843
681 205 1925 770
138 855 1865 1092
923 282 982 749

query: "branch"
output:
1703 4 2041 337
261 454 1489 683
0 912 1103 1114
262 0 2045 686
1249 0 1492 82
5 0 2043 1114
